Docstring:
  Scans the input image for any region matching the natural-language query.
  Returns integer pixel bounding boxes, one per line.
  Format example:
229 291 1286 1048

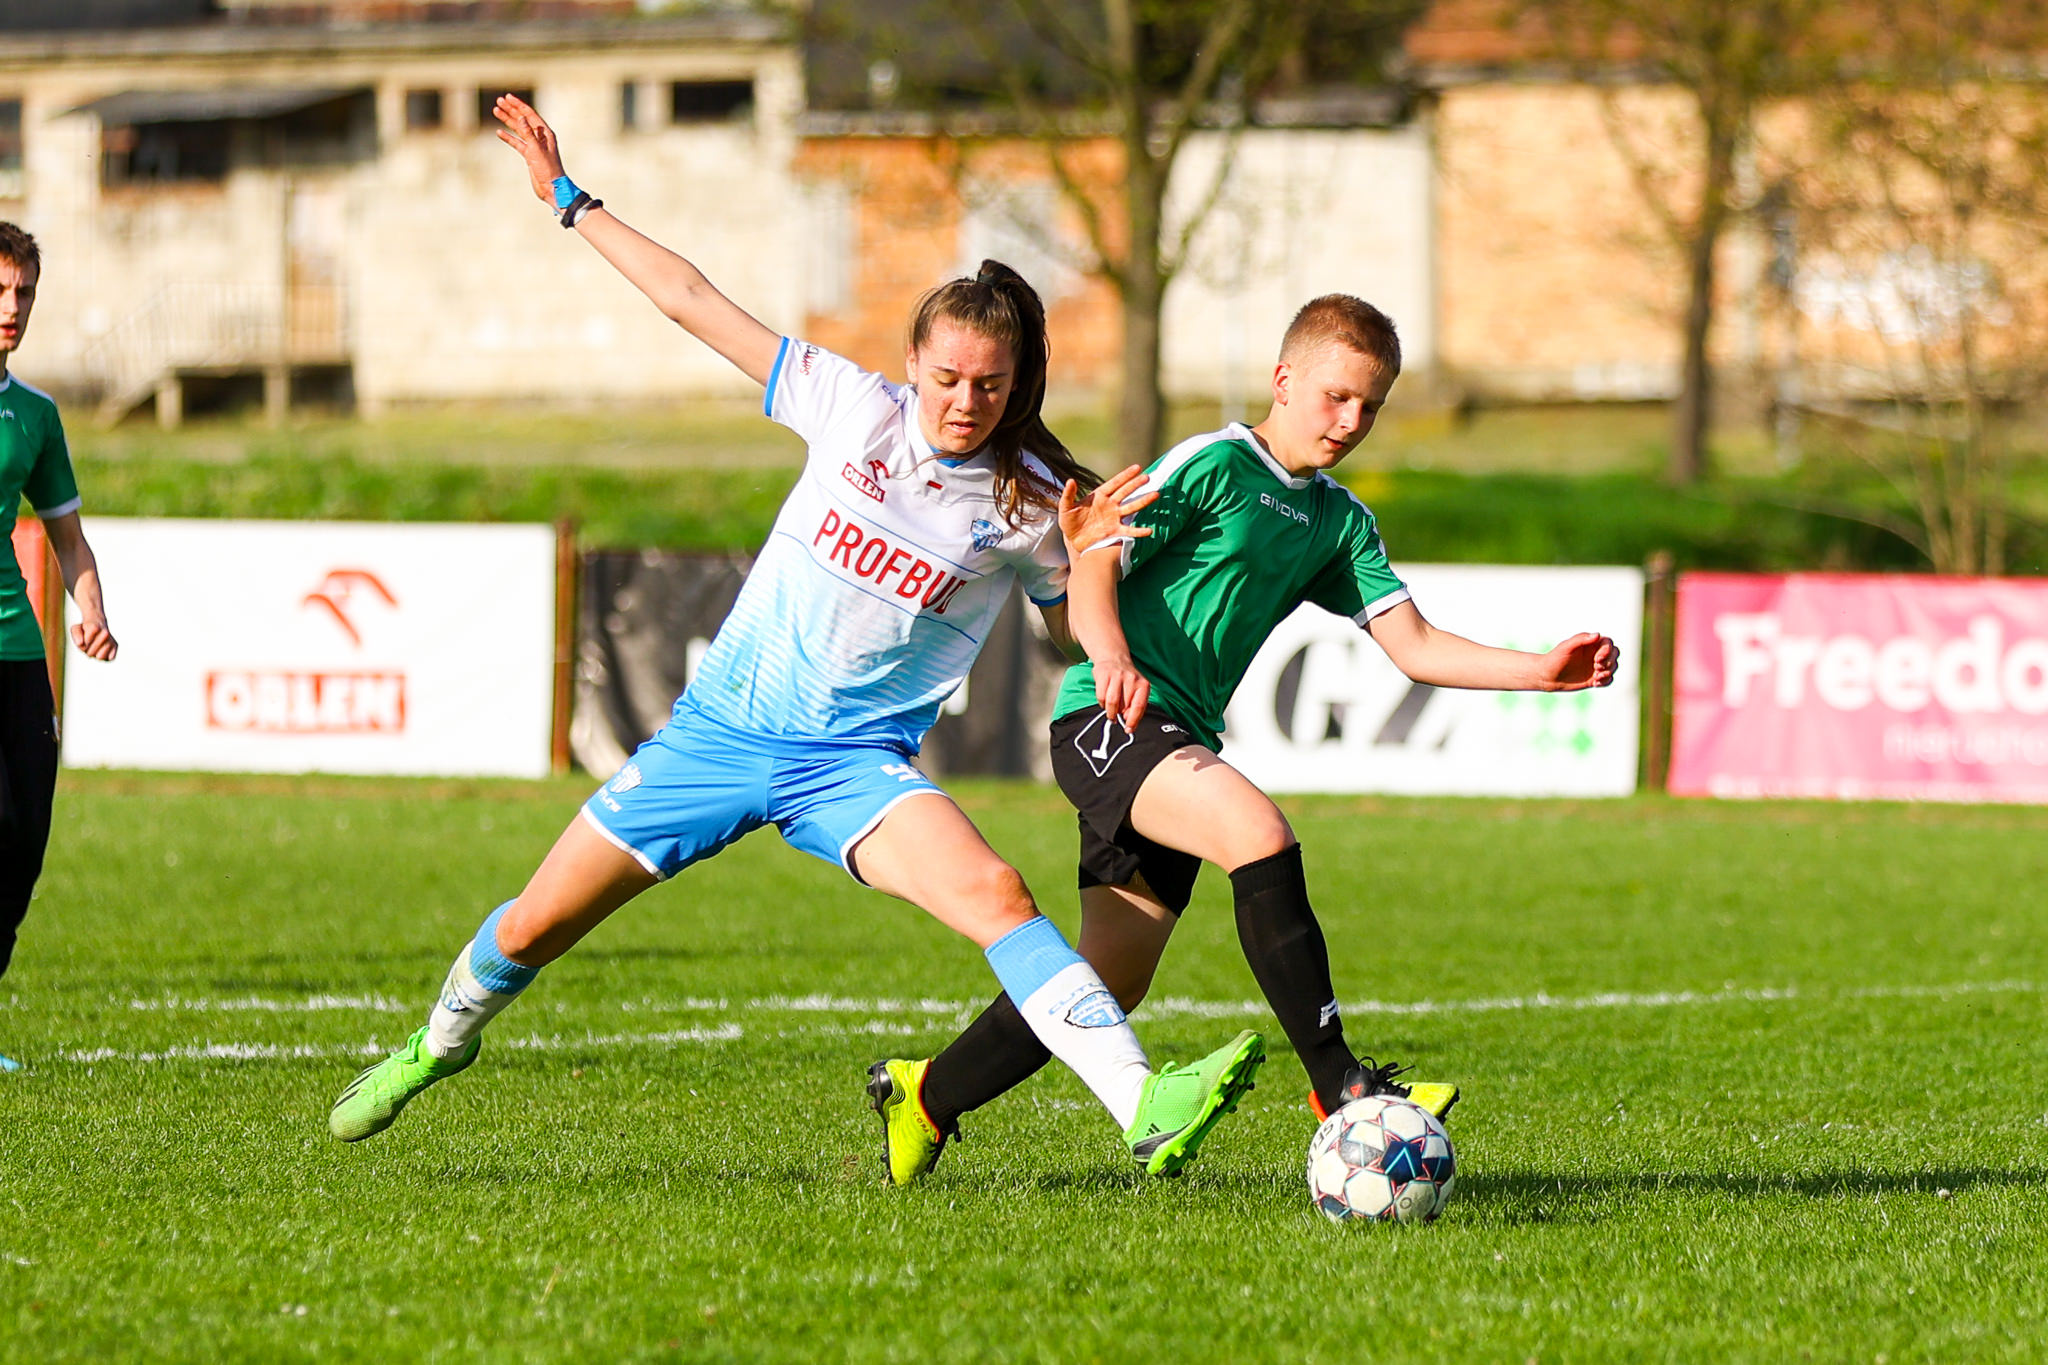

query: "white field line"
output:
107 978 2043 1022
125 994 407 1013
40 979 2040 1068
57 1024 741 1066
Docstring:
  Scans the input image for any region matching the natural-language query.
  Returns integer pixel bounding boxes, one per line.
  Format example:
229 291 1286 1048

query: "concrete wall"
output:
1163 122 1436 414
1432 82 1709 402
791 123 1437 413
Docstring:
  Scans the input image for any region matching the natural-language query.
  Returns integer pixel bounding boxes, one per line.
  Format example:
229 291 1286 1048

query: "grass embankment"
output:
71 402 2044 570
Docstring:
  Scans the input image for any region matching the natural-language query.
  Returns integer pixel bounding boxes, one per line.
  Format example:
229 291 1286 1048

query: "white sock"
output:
423 901 538 1060
986 918 1151 1129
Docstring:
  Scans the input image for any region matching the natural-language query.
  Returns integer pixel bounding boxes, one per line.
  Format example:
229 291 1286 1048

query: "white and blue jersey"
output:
583 339 1071 882
678 337 1068 753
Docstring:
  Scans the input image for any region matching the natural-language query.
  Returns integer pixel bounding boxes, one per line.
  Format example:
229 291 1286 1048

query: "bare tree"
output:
1524 0 1828 483
814 0 1420 468
1789 0 2048 574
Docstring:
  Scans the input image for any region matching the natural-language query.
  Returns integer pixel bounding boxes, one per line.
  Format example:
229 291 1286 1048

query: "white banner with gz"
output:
1220 564 1644 797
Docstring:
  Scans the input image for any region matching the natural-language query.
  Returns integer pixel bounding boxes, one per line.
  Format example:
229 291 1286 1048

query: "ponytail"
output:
909 260 1098 525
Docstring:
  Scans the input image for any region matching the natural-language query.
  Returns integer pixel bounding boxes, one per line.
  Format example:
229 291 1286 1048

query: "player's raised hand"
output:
493 93 567 207
1058 465 1156 558
1537 632 1618 691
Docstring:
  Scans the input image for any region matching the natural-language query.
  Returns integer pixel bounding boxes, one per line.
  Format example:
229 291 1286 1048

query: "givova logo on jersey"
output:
1260 492 1309 526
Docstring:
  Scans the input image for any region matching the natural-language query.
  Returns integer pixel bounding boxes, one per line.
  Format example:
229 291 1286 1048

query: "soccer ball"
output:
1305 1095 1456 1224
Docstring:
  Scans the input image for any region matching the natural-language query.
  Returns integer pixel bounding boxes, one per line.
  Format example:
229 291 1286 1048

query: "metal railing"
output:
84 279 347 422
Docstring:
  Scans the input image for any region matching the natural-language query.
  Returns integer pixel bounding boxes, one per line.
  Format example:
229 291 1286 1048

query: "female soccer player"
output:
870 296 1619 1179
327 96 1264 1180
0 223 118 1074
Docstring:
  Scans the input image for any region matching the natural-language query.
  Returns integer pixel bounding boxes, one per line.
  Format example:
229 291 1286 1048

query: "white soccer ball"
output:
1305 1094 1456 1224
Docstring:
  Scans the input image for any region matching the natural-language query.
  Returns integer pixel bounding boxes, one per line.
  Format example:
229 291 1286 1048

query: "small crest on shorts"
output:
609 763 643 794
969 518 1004 553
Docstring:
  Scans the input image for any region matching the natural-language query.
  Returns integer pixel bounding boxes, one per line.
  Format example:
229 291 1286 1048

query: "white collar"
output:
1229 421 1314 491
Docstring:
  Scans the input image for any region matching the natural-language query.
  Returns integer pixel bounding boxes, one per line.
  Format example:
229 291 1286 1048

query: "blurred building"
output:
0 2 803 419
1402 0 2048 412
0 1 1445 422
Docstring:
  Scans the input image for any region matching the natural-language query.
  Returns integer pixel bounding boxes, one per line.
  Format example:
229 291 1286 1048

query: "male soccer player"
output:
868 295 1618 1181
0 223 119 1073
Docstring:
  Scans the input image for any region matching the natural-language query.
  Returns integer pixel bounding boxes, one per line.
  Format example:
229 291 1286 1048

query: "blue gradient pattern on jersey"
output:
680 340 1068 754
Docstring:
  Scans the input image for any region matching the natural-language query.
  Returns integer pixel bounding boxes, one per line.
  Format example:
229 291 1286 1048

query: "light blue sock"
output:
425 901 541 1058
985 916 1150 1128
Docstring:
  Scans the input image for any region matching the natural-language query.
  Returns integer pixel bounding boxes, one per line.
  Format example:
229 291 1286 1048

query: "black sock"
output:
1231 844 1355 1113
919 992 1054 1134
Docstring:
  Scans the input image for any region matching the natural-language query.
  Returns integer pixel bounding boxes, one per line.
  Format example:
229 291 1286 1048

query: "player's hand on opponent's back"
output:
1537 632 1619 691
1093 650 1150 731
1058 465 1156 558
492 93 568 207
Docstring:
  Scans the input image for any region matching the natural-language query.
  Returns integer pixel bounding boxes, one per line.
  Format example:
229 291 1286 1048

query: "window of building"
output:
103 121 231 185
405 89 444 132
477 87 534 129
0 101 21 200
669 80 752 124
98 91 376 188
620 81 639 131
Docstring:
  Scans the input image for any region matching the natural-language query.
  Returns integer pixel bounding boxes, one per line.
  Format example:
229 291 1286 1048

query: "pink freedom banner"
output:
1671 572 2048 802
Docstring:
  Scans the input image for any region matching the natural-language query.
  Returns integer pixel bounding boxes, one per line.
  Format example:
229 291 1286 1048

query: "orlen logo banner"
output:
1670 572 2048 802
60 519 556 777
1220 565 1643 796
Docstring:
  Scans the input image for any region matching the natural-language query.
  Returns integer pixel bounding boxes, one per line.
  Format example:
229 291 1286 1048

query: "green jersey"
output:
0 374 81 661
1055 423 1408 751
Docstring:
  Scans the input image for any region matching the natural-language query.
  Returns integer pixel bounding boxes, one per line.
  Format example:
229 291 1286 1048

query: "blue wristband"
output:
551 175 581 211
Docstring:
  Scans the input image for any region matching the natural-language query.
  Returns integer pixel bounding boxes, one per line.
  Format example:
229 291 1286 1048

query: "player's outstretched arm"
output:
1366 600 1616 692
492 94 779 386
42 511 116 661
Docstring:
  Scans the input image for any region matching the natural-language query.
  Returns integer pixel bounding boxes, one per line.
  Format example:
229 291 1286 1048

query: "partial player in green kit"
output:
0 223 119 1074
868 295 1620 1181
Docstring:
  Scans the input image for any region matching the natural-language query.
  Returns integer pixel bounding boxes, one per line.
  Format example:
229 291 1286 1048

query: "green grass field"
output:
4 774 2047 1362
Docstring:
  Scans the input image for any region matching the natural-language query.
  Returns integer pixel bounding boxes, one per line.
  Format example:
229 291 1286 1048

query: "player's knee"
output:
492 900 558 966
1224 818 1296 872
965 862 1038 932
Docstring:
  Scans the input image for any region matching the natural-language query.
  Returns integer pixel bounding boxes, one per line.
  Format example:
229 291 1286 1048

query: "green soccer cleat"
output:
1123 1029 1266 1177
866 1058 953 1186
328 1025 479 1142
1309 1058 1461 1124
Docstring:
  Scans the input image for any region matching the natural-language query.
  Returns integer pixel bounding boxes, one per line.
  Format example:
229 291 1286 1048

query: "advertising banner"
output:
1219 565 1644 796
61 519 558 777
572 550 1068 779
1671 571 2048 802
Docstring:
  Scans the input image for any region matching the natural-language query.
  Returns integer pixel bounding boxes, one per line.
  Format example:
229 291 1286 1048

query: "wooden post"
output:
263 363 290 426
1642 550 1676 792
154 373 182 428
550 518 578 777
35 527 66 740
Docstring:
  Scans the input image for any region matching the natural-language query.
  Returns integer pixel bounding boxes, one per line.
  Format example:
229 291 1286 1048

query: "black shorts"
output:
1048 704 1206 914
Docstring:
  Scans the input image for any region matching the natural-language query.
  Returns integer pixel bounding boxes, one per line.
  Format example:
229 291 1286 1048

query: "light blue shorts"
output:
580 710 943 882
